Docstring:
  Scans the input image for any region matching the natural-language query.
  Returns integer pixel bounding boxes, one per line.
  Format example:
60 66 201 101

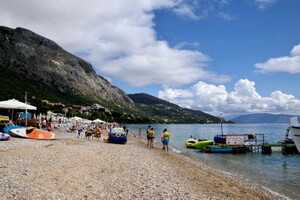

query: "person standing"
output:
77 124 83 139
161 128 170 152
146 125 151 148
138 128 142 138
148 128 155 148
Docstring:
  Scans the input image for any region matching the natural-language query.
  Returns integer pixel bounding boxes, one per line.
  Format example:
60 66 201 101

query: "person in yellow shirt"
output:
148 128 155 148
161 128 170 152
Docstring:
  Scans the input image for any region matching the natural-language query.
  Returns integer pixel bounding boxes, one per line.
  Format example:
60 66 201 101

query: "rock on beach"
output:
0 129 284 200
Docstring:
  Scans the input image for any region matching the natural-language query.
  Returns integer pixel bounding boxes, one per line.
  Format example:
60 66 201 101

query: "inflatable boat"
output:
108 128 127 144
0 133 10 141
185 138 213 149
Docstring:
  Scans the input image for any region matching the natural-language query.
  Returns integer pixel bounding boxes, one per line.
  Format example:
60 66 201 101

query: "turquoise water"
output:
128 124 300 199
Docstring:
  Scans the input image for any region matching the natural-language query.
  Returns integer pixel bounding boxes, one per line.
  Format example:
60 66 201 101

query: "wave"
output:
170 147 182 153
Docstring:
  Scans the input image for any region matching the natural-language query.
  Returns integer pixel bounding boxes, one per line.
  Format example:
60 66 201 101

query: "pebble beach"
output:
0 129 284 200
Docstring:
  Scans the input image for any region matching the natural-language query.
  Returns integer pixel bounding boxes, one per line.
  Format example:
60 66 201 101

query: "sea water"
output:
128 123 300 199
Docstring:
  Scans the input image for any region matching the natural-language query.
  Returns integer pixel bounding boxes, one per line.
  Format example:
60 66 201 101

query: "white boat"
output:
290 117 300 153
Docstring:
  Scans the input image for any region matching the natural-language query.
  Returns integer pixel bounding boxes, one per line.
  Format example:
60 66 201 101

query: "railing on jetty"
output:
202 133 298 154
202 134 276 154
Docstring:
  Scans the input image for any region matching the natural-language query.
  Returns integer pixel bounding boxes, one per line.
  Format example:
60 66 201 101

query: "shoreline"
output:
0 129 285 199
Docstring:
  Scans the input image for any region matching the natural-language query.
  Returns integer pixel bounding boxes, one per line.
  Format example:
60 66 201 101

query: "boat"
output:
0 115 10 132
0 115 9 121
108 128 127 144
202 145 250 153
290 117 300 153
3 126 26 136
0 133 10 141
10 127 55 140
185 138 213 149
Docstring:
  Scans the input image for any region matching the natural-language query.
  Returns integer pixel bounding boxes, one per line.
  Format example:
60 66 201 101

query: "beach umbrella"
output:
0 99 37 121
0 99 37 110
70 116 83 122
92 118 106 123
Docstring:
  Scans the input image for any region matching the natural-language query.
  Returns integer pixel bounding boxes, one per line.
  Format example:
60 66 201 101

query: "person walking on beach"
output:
161 128 170 152
138 128 142 138
146 125 151 148
148 128 155 148
77 125 83 139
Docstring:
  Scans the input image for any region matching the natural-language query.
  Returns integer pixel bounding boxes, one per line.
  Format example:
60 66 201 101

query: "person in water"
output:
138 128 142 138
148 128 155 148
146 125 151 148
161 128 170 152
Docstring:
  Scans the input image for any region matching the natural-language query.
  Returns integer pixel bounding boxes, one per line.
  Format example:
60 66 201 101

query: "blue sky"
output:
0 0 300 116
150 0 300 97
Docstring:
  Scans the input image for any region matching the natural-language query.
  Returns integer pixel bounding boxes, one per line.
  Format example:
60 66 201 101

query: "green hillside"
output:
128 93 227 124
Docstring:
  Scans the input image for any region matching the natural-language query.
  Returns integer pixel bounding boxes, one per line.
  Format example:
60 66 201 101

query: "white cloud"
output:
0 0 230 87
174 41 201 49
291 44 300 56
254 0 277 10
255 0 276 3
217 12 235 20
173 3 203 20
158 79 300 116
255 44 300 74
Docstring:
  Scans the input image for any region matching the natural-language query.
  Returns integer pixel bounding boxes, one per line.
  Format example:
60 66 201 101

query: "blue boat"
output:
108 128 127 144
3 126 26 136
203 145 250 154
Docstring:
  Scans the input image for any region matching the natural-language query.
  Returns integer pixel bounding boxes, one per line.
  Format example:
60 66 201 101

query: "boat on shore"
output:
0 133 10 141
290 117 300 153
10 127 55 140
185 138 213 149
107 128 127 144
3 126 26 136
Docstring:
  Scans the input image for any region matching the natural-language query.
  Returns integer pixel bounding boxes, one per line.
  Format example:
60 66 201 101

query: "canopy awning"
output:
0 99 37 110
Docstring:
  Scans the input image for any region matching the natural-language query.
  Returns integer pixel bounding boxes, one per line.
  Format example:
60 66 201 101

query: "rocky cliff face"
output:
0 26 133 107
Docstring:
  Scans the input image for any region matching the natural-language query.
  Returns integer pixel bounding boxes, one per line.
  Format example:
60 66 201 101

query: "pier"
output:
201 134 299 154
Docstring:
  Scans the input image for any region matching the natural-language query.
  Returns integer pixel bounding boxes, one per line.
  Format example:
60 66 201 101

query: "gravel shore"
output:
0 129 284 200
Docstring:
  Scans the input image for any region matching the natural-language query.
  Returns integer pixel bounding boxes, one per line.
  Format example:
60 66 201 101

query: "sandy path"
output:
0 130 284 200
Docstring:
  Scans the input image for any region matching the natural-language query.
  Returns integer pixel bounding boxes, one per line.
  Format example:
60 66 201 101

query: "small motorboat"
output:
290 117 300 153
202 145 250 154
185 138 213 149
0 133 10 141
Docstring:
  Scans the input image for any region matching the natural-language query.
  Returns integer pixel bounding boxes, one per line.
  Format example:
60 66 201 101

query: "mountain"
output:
128 93 228 124
0 26 133 108
231 113 298 123
0 26 224 124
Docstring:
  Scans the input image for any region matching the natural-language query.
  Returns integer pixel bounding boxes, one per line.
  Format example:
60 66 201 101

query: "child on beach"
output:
161 128 170 152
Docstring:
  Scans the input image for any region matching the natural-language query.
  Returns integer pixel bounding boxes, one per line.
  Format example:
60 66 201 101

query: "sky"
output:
0 0 300 117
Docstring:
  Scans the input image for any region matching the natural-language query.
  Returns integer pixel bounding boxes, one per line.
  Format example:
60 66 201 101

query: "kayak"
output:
3 126 26 136
10 127 55 140
185 138 214 149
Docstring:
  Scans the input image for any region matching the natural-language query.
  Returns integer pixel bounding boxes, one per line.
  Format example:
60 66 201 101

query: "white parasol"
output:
0 99 37 110
92 118 106 123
